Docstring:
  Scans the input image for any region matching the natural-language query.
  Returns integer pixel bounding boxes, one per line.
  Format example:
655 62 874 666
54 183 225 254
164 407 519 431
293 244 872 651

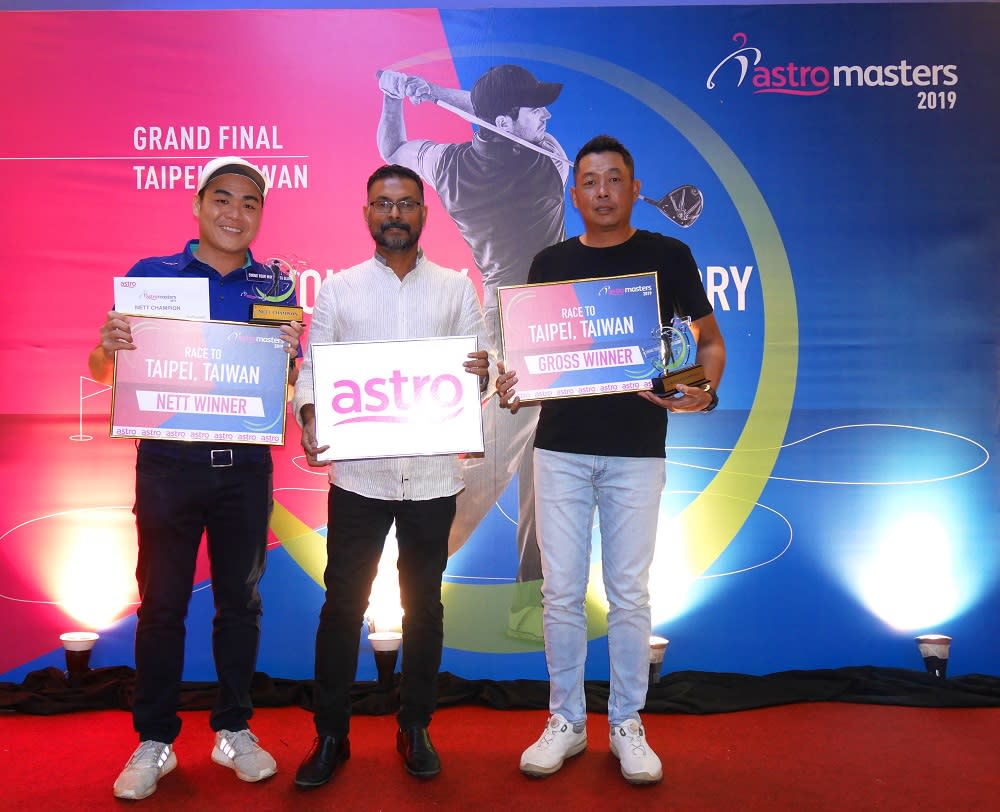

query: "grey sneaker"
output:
113 740 177 800
519 714 587 777
211 729 277 782
609 719 662 784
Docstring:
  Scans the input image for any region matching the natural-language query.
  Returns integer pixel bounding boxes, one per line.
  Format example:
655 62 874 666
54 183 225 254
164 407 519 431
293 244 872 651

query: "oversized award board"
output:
111 316 290 445
498 272 664 400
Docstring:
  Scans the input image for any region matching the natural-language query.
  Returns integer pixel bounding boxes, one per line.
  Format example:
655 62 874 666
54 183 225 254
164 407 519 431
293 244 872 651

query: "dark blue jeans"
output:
131 450 273 743
313 486 454 738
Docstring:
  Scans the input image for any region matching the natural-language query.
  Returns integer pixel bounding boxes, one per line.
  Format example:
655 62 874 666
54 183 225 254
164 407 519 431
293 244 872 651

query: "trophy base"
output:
250 303 304 326
651 364 709 397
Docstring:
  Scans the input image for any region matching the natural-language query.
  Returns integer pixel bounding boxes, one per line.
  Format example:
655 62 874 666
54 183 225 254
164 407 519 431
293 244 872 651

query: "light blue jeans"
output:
533 448 666 727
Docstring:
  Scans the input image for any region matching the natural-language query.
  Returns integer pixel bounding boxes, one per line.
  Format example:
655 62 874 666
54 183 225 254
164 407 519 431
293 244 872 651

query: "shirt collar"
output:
184 239 255 272
472 130 530 159
373 247 424 273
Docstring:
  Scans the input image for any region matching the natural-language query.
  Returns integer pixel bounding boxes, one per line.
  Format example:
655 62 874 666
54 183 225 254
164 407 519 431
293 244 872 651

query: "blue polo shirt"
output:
127 239 295 322
126 240 297 464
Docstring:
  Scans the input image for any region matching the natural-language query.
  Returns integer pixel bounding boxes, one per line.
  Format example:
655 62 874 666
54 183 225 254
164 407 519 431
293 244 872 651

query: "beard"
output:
373 220 421 251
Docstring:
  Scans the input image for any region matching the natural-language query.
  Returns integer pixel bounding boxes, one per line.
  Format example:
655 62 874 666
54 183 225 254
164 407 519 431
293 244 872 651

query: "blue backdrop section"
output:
427 3 998 676
437 4 996 415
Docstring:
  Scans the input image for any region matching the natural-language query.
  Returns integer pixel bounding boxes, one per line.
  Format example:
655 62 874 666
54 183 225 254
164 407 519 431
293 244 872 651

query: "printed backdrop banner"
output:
0 5 996 685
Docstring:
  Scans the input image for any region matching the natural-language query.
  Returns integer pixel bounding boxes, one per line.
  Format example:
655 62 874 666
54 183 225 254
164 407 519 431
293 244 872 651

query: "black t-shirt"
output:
528 230 712 458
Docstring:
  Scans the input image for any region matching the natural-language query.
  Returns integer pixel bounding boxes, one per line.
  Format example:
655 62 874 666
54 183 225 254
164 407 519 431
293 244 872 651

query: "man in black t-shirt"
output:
498 136 725 786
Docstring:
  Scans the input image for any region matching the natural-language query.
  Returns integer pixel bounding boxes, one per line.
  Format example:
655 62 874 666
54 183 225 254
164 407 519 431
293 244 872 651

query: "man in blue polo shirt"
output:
88 157 302 801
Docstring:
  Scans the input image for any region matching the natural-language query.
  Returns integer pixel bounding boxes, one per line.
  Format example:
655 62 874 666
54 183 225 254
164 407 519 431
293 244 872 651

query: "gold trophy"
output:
650 316 709 396
250 260 303 325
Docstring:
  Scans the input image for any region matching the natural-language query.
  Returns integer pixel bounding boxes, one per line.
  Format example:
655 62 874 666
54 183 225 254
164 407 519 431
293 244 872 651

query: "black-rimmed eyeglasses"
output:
368 199 423 214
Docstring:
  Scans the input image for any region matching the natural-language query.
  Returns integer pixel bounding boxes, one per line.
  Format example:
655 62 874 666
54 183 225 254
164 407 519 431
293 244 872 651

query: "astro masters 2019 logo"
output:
707 33 959 110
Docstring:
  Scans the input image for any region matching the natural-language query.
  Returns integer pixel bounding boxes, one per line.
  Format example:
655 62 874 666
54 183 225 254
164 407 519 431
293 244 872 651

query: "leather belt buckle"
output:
210 449 234 468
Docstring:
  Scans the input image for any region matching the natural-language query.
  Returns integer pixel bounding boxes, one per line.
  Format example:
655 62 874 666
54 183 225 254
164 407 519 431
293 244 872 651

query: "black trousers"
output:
131 451 273 743
313 486 454 738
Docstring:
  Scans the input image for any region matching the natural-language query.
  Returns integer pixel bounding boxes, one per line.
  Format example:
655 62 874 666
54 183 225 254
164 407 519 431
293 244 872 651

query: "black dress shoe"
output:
294 735 350 788
396 726 441 778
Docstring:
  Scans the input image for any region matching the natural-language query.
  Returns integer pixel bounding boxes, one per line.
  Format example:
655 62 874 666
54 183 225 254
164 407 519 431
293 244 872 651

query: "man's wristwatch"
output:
701 383 719 412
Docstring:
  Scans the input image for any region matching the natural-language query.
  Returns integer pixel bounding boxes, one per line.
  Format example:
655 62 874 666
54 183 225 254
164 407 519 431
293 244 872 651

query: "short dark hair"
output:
573 135 635 181
367 164 424 199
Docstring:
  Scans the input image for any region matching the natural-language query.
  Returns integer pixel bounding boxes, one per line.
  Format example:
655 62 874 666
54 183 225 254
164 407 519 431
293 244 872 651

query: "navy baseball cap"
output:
471 65 562 122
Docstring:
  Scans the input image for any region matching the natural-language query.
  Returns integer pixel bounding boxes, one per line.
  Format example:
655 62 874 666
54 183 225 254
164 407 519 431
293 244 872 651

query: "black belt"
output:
138 440 270 467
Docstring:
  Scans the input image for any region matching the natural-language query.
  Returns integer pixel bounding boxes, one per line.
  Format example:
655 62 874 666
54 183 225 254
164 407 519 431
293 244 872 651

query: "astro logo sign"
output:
707 32 959 98
329 370 465 426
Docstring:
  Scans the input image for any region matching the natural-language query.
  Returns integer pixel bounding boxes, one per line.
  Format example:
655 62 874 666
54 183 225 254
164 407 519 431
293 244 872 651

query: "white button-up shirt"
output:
293 252 489 501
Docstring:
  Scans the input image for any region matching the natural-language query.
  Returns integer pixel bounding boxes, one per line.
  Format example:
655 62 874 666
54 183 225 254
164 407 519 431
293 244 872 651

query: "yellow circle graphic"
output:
274 43 798 653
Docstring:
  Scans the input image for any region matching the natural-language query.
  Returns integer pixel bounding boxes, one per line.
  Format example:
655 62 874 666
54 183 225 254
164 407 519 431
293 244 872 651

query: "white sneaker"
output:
211 729 277 782
113 740 177 800
609 719 662 784
519 714 587 777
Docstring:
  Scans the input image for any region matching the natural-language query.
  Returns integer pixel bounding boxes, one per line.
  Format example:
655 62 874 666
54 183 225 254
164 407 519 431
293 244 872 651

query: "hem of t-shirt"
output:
532 443 666 460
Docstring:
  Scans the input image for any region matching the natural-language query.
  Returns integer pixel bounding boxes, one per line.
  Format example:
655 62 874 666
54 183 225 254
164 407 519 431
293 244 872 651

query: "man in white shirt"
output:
292 165 490 788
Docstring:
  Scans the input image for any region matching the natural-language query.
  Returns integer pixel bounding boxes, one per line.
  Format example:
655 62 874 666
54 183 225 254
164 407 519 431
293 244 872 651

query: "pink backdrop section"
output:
0 9 481 674
0 421 330 675
1 9 480 416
